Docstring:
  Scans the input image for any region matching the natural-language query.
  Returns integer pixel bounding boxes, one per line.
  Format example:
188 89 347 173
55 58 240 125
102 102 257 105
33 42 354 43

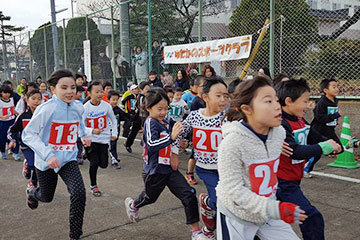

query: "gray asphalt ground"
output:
1 137 360 240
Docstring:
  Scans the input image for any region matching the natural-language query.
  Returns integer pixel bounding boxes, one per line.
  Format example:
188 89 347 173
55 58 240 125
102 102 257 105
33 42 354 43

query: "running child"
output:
102 81 113 102
182 78 199 109
136 81 150 128
0 85 17 160
39 81 52 102
8 89 42 191
75 85 86 164
15 82 38 114
22 69 92 240
276 79 342 240
169 87 189 122
83 81 118 196
176 76 229 238
121 82 134 138
124 88 209 240
122 84 140 153
308 78 344 175
216 76 306 240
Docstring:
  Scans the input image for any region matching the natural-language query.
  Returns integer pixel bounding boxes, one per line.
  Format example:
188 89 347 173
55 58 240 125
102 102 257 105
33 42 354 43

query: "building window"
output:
332 3 341 10
307 0 318 9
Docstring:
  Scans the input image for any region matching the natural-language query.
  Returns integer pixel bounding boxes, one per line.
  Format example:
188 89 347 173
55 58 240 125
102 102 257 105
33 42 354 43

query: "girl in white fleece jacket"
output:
216 77 307 240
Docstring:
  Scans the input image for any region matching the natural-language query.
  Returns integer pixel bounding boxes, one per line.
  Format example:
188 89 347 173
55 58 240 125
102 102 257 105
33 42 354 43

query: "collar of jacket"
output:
52 94 74 108
281 110 298 122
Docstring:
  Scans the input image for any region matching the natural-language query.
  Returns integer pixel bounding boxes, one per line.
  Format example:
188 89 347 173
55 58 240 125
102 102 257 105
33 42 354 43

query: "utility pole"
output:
269 0 275 77
50 0 59 70
147 0 152 71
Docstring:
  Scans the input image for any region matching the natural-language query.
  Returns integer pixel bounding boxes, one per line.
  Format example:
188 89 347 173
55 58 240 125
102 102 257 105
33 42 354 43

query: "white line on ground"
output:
311 171 360 184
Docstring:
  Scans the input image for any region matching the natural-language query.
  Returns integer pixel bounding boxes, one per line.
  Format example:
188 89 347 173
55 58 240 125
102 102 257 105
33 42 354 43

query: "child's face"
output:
174 91 182 102
26 93 42 111
324 81 339 97
205 68 213 78
75 91 83 100
149 74 156 81
147 99 169 122
244 86 282 128
190 85 198 93
1 92 10 100
21 79 26 86
51 77 76 103
142 85 150 95
109 95 119 107
104 86 112 94
76 78 84 85
90 85 104 103
197 80 204 96
167 92 175 102
28 86 35 93
285 91 310 118
163 71 169 76
203 83 229 114
132 88 140 95
39 83 47 92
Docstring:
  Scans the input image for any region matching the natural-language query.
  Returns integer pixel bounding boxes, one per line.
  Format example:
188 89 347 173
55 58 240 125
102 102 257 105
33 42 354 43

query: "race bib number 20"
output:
193 127 222 157
249 157 280 197
49 122 79 151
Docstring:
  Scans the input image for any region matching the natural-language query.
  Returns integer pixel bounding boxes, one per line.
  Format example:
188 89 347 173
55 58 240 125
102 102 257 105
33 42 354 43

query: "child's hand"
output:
281 142 293 157
171 122 183 140
338 110 343 117
47 156 61 169
308 101 315 110
111 136 117 141
279 202 307 224
9 141 16 149
184 105 189 110
170 153 179 171
81 137 92 147
179 139 189 149
92 128 103 135
327 139 341 153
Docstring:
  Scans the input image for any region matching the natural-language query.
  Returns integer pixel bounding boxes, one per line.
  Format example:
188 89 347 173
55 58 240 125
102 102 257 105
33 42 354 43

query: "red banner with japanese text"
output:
164 35 252 64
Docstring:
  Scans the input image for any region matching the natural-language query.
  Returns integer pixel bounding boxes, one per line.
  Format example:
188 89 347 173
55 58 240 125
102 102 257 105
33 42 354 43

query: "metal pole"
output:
44 28 49 79
198 0 203 72
1 19 8 80
120 0 131 64
71 0 74 18
279 16 283 73
13 36 17 81
85 15 89 40
269 0 275 77
50 0 59 70
63 19 67 68
28 31 33 81
147 0 152 71
111 6 116 89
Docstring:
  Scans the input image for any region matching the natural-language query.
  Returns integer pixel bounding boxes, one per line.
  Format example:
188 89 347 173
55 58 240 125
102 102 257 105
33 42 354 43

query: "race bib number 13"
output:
249 157 280 197
49 122 79 151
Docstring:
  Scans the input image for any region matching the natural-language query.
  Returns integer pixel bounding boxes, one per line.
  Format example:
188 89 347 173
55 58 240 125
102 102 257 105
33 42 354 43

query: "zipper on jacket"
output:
264 142 270 158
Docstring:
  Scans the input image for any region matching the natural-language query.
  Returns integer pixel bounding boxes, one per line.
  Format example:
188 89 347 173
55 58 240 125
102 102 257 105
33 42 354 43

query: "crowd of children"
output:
0 64 347 239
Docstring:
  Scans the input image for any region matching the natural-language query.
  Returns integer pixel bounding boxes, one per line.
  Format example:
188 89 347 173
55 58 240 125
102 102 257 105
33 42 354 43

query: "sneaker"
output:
68 238 80 240
26 187 38 210
186 172 198 185
1 152 6 160
304 171 312 178
12 153 20 161
77 158 84 165
90 185 102 197
202 226 216 239
199 193 215 231
23 160 31 179
192 231 212 240
26 180 35 194
112 162 121 169
125 197 139 223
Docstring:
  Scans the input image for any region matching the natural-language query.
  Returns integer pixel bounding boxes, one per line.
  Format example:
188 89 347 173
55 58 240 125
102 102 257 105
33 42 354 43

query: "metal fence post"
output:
269 0 275 77
85 15 89 40
44 27 49 79
28 31 33 81
147 0 152 72
198 0 203 72
63 19 67 69
111 6 116 89
13 35 17 81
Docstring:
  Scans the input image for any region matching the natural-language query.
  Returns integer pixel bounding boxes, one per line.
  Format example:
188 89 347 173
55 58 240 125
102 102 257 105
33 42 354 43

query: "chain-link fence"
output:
1 0 359 96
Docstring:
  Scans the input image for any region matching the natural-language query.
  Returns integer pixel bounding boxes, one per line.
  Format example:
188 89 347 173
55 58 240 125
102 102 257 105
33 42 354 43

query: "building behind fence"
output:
1 0 359 95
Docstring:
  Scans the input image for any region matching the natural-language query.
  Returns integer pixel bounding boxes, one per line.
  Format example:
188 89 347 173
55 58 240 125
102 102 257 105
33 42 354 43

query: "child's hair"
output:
164 86 174 94
174 87 183 93
36 76 42 79
138 81 150 90
163 69 169 74
320 78 337 93
107 90 120 100
194 75 204 86
201 64 216 77
228 78 243 94
276 78 310 106
177 69 188 80
76 85 84 93
75 73 83 80
0 85 12 94
3 80 13 87
103 81 112 90
48 69 75 87
189 78 195 87
145 87 170 110
259 67 271 78
273 73 289 86
202 76 227 95
25 82 39 94
148 71 157 76
225 76 272 122
88 81 103 92
24 89 42 110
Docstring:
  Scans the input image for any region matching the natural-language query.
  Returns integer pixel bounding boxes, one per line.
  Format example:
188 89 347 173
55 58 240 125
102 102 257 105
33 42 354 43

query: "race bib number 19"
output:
249 157 280 197
49 122 79 151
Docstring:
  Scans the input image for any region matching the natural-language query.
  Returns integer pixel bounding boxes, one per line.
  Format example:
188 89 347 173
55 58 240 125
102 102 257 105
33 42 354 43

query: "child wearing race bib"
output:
124 88 209 240
308 78 344 175
216 77 307 240
83 81 118 197
0 85 17 160
39 81 52 102
182 78 199 109
276 79 342 240
169 87 189 122
175 76 229 238
8 89 42 192
22 70 92 240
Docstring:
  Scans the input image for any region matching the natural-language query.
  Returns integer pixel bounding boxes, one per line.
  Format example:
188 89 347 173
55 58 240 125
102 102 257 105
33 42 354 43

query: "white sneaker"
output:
125 197 139 223
304 171 312 178
192 231 214 240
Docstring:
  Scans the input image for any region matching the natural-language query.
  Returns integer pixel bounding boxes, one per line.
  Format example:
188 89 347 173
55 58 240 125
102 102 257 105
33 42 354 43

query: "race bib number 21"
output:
49 122 79 151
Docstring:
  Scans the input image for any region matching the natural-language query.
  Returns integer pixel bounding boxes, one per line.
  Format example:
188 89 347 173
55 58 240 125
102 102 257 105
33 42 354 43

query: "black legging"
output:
125 116 142 148
30 161 86 239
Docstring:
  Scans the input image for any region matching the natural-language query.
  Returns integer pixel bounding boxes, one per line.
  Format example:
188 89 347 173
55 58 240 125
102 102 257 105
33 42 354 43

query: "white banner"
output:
83 40 92 82
164 35 252 64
